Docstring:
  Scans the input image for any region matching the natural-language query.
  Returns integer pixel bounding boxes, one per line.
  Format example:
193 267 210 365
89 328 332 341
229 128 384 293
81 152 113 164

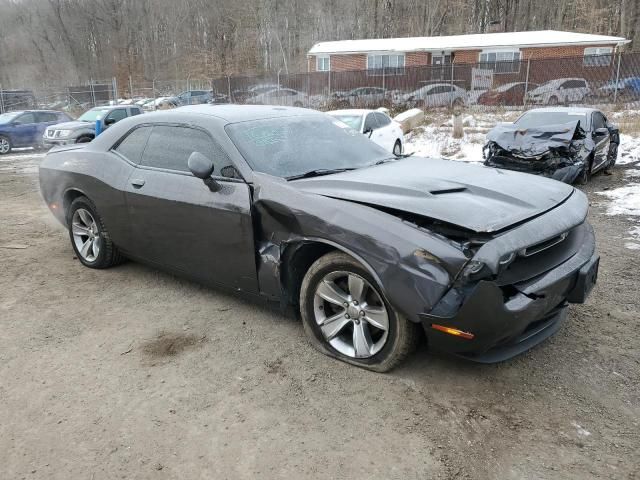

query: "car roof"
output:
2 109 65 114
174 104 323 122
326 109 374 116
524 107 600 115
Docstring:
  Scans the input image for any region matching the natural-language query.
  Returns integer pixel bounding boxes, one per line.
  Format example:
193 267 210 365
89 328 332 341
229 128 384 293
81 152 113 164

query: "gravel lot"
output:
1 150 638 480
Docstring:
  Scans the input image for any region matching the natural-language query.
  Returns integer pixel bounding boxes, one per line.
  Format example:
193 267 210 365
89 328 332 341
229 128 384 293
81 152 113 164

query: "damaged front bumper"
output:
418 193 597 362
485 154 586 184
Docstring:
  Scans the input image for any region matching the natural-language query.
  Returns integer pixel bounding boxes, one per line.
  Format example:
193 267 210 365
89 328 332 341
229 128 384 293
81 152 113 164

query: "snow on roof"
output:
308 30 629 55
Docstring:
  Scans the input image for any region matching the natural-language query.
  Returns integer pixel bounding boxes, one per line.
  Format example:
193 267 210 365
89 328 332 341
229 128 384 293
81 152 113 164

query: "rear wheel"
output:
67 196 124 269
0 135 12 155
299 251 419 372
293 101 303 107
393 140 402 156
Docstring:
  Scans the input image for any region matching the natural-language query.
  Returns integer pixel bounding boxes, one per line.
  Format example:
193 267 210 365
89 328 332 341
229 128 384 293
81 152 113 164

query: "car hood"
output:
292 156 574 233
485 121 587 158
47 120 92 130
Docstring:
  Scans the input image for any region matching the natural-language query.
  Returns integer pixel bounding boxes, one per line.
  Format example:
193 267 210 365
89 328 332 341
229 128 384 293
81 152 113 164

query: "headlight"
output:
57 130 72 138
459 260 491 283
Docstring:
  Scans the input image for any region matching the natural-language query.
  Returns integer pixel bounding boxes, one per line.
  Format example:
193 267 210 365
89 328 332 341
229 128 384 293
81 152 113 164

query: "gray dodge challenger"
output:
39 105 599 371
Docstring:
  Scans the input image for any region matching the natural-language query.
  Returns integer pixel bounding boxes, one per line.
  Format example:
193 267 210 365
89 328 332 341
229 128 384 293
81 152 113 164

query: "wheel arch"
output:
62 188 90 221
279 238 385 308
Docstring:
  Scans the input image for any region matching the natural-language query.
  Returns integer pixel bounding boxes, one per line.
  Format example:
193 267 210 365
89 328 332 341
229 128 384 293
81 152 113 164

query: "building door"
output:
431 54 452 80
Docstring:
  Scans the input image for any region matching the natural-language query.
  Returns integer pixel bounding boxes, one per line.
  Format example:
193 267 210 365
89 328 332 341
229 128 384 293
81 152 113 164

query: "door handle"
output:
130 179 145 188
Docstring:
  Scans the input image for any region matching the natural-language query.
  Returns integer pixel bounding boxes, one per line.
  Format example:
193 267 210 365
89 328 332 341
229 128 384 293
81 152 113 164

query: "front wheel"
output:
299 251 419 372
67 196 124 269
0 135 12 155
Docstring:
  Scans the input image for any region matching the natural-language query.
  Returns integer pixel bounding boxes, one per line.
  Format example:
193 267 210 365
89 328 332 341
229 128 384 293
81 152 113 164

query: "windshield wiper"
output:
286 168 356 181
374 152 414 166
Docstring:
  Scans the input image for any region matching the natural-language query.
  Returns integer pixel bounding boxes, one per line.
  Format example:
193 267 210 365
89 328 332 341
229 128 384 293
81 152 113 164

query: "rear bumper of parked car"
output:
419 222 598 363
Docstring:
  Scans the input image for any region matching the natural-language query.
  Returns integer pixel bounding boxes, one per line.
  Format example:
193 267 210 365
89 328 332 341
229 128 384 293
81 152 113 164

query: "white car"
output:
327 109 404 155
526 78 591 105
404 83 467 108
246 88 307 107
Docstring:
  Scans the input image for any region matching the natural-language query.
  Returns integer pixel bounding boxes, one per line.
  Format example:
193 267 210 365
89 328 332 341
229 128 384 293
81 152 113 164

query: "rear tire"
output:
67 196 125 269
293 101 303 107
299 251 419 372
393 140 402 156
0 135 12 155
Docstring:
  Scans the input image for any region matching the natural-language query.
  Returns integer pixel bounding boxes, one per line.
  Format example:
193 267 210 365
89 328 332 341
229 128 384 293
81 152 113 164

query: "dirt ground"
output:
1 150 638 480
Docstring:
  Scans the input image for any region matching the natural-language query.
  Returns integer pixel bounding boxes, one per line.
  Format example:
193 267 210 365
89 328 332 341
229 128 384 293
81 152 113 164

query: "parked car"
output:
483 107 619 184
0 110 72 154
595 77 640 99
141 97 180 111
208 92 229 105
43 105 143 147
231 84 283 104
246 88 308 107
478 82 538 106
403 83 467 109
176 90 212 105
39 105 599 371
526 78 591 105
327 109 404 155
333 87 391 109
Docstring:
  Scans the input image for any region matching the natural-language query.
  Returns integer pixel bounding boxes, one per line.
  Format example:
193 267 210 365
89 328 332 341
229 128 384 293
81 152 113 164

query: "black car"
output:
0 110 72 154
483 107 619 184
39 105 599 371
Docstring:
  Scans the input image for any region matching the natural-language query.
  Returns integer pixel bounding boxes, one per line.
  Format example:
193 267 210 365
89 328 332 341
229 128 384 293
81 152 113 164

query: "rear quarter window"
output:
113 126 152 164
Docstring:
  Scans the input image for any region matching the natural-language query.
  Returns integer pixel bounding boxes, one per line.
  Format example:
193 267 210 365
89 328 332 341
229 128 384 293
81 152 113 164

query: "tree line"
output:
0 0 638 89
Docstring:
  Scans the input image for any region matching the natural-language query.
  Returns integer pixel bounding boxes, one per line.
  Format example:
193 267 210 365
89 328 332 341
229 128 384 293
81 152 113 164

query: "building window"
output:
584 47 613 67
367 53 405 75
479 50 520 74
316 56 330 72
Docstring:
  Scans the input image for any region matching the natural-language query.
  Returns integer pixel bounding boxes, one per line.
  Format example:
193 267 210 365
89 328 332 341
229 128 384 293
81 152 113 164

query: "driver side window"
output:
105 109 128 123
592 112 606 130
139 125 237 178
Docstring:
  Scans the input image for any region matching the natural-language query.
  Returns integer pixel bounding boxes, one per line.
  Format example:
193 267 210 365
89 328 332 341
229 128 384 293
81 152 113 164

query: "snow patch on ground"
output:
404 124 484 163
596 183 640 216
618 134 640 166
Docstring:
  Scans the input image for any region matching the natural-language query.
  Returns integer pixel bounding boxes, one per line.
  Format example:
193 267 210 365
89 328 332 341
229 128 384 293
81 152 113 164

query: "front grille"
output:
520 232 568 257
496 224 584 286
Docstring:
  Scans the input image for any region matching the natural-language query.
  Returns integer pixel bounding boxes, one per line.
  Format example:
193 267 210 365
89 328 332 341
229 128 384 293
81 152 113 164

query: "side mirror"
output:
188 151 214 178
104 118 116 126
594 127 609 137
188 151 221 192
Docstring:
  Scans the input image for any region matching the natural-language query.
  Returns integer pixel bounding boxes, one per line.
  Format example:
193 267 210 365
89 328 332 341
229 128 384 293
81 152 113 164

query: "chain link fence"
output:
2 51 640 117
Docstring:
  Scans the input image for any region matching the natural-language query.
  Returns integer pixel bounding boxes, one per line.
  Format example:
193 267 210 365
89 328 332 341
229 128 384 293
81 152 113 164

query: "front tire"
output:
76 135 94 144
67 196 124 269
0 135 12 155
299 251 419 372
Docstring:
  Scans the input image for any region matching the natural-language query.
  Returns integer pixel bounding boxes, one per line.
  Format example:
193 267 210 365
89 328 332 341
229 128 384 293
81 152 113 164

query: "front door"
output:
432 54 451 81
11 112 38 146
123 123 258 293
591 112 611 172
